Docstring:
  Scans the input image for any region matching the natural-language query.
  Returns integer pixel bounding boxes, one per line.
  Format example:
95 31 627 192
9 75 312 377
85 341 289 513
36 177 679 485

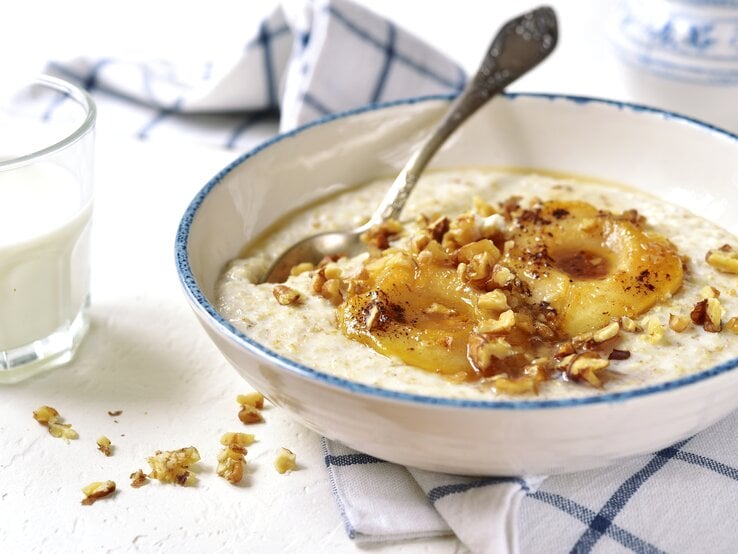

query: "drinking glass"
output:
0 75 96 383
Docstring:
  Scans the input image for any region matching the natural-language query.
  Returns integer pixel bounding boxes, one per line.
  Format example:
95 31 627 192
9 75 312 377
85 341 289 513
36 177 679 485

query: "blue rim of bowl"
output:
176 92 738 410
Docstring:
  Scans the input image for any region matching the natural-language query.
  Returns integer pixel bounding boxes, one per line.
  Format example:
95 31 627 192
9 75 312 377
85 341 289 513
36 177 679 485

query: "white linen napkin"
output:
41 1 738 552
46 0 464 150
322 438 545 552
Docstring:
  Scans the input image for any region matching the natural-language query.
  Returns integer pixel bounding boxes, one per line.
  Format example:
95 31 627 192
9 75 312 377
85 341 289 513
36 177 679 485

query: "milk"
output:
0 162 92 356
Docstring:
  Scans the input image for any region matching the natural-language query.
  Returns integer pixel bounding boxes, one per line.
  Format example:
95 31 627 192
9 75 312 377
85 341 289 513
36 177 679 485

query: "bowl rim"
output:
175 92 738 410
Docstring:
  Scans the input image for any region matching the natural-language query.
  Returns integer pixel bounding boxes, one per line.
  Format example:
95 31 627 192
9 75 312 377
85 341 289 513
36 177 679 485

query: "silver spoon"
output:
264 6 558 283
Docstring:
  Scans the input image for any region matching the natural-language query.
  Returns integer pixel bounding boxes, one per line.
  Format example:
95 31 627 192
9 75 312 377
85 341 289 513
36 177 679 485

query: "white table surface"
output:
1 1 734 552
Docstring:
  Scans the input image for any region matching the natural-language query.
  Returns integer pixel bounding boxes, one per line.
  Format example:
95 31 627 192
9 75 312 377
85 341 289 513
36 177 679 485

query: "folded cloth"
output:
322 438 545 552
325 405 738 554
47 0 464 150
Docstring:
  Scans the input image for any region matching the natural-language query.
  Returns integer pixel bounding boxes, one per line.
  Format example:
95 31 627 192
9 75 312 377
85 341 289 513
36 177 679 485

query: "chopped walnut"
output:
571 331 594 350
555 341 576 358
669 314 691 333
490 265 515 287
706 245 738 274
568 353 609 387
725 317 738 334
592 321 620 343
458 239 501 266
237 391 266 424
320 278 343 305
410 232 432 254
237 392 265 410
426 216 450 242
468 335 515 371
322 262 342 280
238 404 264 424
289 262 315 276
130 469 148 488
477 310 516 334
477 290 509 313
274 447 297 474
442 213 480 250
555 353 577 373
217 436 248 485
311 270 326 294
704 297 723 333
317 255 340 268
81 480 116 505
691 299 708 325
360 219 403 250
700 285 720 299
33 405 78 441
345 276 370 296
642 317 665 344
273 285 301 306
416 240 449 265
48 423 79 441
465 252 494 281
97 436 112 457
33 405 59 425
692 297 723 332
217 451 246 484
220 432 255 447
146 447 201 486
620 316 642 333
472 196 496 217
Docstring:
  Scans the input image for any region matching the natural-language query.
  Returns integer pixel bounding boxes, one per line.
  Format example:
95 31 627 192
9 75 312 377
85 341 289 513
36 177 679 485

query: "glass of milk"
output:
0 75 95 383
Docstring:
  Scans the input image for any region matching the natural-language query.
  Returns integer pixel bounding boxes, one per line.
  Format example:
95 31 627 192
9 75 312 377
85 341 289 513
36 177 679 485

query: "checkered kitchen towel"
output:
324 407 738 553
39 0 738 552
44 0 464 151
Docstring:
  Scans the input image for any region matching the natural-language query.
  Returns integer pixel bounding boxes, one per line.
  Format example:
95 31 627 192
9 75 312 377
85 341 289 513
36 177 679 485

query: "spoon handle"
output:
366 6 558 226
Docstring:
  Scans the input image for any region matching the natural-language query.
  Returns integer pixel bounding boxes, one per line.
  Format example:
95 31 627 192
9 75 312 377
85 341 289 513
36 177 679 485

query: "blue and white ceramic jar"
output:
610 0 738 132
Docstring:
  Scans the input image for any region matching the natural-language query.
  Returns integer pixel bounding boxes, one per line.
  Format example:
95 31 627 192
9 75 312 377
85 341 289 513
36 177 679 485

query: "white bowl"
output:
176 94 738 476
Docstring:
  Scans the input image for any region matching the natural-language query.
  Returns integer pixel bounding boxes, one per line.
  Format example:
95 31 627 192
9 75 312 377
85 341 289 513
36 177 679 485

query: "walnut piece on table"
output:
130 469 149 488
146 446 201 486
238 404 263 424
97 436 112 456
217 433 251 485
32 405 78 441
81 480 116 505
274 447 297 474
237 392 265 424
236 392 265 409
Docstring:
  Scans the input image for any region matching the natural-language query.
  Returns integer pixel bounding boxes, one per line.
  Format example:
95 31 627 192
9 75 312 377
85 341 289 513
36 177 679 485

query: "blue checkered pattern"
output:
45 0 464 151
323 405 738 552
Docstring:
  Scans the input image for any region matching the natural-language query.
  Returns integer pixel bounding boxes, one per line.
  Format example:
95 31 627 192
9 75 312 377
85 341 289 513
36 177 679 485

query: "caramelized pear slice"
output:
503 201 684 336
338 251 479 376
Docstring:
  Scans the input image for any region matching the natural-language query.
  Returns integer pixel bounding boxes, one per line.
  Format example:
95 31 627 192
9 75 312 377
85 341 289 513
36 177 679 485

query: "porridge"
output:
216 168 738 400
